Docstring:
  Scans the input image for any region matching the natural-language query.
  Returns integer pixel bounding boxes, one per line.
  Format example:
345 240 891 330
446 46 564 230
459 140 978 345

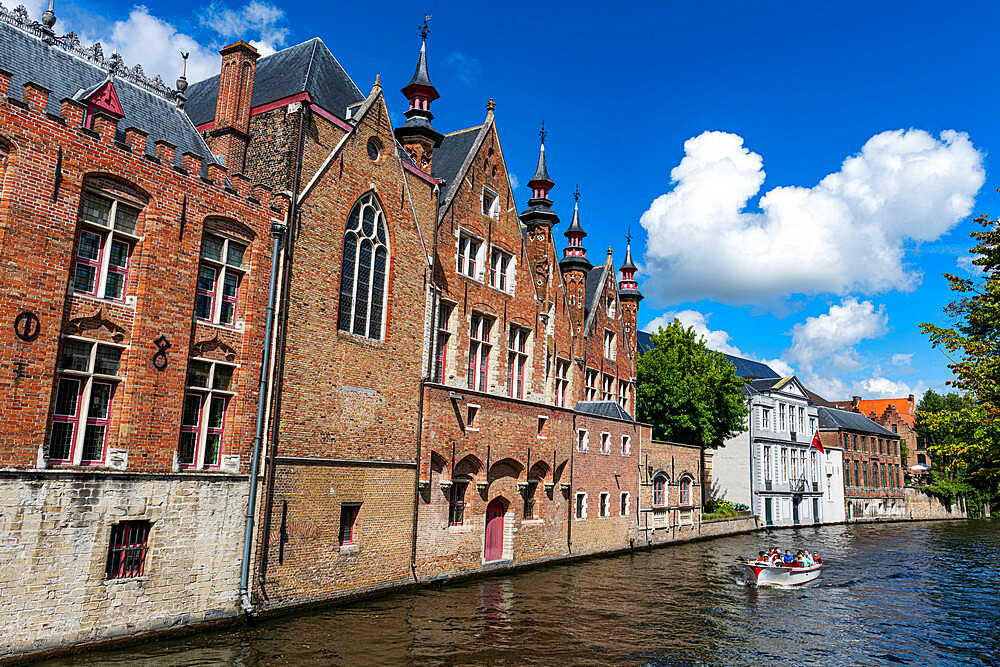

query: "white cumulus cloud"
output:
201 0 288 56
639 129 985 304
787 297 888 370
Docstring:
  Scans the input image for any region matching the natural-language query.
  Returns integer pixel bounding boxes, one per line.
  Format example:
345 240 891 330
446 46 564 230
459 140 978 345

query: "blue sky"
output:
15 0 996 401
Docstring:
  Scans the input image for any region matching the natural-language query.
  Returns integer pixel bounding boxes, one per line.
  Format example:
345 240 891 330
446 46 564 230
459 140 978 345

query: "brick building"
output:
0 7 283 657
637 439 702 544
832 394 925 468
817 407 905 521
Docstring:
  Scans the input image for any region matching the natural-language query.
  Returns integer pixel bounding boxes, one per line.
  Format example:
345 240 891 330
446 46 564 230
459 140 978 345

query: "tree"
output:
919 213 1000 505
636 320 748 448
914 389 976 466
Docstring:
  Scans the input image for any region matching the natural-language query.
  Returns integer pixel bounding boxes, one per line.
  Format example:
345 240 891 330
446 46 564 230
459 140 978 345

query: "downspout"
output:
240 218 285 615
257 100 307 590
411 378 426 581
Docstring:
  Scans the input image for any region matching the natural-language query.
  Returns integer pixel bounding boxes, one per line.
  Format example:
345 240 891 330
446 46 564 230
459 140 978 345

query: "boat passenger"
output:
755 551 768 564
799 552 814 567
782 550 794 566
812 551 822 564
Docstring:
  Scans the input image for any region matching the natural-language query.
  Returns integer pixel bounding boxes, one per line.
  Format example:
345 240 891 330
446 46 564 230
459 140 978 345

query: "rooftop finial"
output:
486 98 496 112
626 227 631 245
419 13 431 40
175 51 189 92
40 0 56 42
539 120 547 145
574 185 580 203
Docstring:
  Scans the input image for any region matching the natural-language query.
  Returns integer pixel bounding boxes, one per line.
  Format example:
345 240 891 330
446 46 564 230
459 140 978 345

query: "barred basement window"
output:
73 191 140 302
337 192 389 339
49 338 124 465
106 520 150 579
449 482 467 526
196 233 247 326
178 359 236 469
523 481 537 519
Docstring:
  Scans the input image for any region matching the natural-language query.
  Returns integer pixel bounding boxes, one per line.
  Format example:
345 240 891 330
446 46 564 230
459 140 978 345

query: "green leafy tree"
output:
636 320 748 447
919 213 1000 505
915 389 976 467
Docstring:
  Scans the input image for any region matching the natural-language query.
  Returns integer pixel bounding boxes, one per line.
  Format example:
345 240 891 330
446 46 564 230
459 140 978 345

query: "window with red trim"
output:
507 326 528 399
178 359 235 469
195 233 247 326
106 520 151 579
72 192 139 302
468 314 493 392
680 477 692 506
48 339 123 465
653 475 667 507
339 503 360 545
433 303 452 383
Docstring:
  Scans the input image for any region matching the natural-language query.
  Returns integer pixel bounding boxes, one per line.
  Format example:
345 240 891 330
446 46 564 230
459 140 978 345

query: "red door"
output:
484 499 504 561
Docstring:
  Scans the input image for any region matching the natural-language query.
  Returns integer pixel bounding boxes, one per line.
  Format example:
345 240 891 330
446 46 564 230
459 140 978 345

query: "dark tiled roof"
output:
817 407 896 436
430 126 481 204
722 354 780 380
637 329 653 356
575 400 634 422
185 38 363 126
805 388 836 408
583 265 608 333
747 378 781 393
0 22 214 164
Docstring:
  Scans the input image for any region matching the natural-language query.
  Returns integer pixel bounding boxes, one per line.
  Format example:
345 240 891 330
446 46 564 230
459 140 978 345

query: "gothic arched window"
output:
337 192 389 339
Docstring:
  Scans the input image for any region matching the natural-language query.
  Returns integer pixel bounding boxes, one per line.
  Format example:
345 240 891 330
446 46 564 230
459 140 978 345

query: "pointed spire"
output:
619 230 637 272
395 16 443 163
565 185 586 237
402 16 439 105
528 122 554 199
559 185 591 273
618 229 642 301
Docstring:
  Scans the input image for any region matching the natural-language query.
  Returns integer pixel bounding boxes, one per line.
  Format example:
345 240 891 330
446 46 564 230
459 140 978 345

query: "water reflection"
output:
41 521 1000 666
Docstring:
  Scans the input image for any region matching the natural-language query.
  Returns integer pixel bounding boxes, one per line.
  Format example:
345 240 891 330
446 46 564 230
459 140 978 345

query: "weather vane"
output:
539 120 547 144
574 185 580 203
420 13 431 40
626 226 631 244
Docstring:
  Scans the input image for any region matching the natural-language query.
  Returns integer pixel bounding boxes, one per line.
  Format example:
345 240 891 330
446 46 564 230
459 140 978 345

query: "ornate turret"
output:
618 233 641 301
559 187 592 274
395 16 443 174
519 124 560 301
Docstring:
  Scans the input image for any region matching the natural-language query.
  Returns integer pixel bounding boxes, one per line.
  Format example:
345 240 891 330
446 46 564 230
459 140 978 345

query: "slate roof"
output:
185 38 363 126
636 329 653 355
575 400 635 422
582 265 608 334
0 22 214 164
636 331 781 382
430 125 482 206
817 407 897 437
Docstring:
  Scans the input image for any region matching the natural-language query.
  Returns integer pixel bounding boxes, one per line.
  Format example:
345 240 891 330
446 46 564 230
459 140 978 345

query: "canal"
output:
44 520 999 666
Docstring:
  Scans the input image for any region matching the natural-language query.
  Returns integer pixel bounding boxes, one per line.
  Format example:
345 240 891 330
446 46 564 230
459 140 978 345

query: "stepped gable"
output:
0 21 213 164
185 38 364 126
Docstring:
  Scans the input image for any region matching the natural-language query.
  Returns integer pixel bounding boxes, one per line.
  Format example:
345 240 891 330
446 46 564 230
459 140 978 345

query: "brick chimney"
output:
207 41 259 173
851 396 861 409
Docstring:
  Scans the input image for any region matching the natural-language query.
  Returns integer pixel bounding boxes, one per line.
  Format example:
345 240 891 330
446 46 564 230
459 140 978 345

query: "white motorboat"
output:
740 560 823 586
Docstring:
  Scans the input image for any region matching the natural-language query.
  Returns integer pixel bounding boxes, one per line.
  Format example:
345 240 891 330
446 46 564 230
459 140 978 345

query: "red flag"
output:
811 430 825 454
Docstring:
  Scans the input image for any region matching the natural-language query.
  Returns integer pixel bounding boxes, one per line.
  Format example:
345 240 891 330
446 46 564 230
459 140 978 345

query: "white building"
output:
713 370 832 527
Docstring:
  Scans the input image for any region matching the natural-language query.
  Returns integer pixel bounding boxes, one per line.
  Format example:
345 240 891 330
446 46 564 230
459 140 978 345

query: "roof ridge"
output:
313 37 362 100
443 125 483 137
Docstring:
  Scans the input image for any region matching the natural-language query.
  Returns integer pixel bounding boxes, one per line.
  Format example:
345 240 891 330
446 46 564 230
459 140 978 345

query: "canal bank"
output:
34 519 999 666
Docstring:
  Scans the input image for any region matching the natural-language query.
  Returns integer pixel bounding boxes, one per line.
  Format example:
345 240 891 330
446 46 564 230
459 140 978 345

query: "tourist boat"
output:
740 560 823 586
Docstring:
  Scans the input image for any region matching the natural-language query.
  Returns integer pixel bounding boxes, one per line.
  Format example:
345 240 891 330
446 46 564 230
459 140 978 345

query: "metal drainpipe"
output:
567 413 575 553
411 378 426 581
240 219 285 615
257 101 306 590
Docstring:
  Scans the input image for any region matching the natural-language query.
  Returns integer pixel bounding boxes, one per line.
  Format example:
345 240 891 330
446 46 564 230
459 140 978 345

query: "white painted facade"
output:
822 445 846 524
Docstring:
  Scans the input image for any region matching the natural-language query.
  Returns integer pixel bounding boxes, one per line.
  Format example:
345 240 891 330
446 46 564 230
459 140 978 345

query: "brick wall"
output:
637 439 702 546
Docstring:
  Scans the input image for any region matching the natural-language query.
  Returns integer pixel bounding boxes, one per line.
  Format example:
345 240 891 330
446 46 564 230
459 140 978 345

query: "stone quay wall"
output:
903 487 968 521
0 471 248 661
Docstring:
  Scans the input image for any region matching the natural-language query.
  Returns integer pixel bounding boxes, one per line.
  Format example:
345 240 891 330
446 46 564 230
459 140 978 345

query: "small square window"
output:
577 429 588 452
600 432 610 454
621 435 631 456
537 415 548 439
482 187 499 218
575 492 587 519
339 503 360 545
467 404 480 430
106 520 151 579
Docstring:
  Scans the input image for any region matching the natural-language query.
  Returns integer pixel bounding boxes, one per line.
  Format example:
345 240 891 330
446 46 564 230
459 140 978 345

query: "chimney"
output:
207 41 259 173
852 396 861 409
908 394 915 413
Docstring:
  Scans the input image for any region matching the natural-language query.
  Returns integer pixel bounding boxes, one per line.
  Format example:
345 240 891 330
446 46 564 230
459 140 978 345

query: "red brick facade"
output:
638 440 702 544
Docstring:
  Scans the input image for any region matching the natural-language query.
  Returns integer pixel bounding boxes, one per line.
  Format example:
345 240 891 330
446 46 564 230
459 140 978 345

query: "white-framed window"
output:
798 407 805 433
761 407 771 430
48 337 125 465
603 329 616 360
781 448 788 482
507 326 529 399
481 186 499 219
764 445 772 481
179 358 236 469
468 314 493 392
72 191 140 302
457 231 482 279
577 428 588 452
618 381 629 412
585 369 598 401
779 403 786 430
679 477 692 506
791 448 799 479
489 248 512 292
602 374 614 402
554 359 569 408
575 492 587 519
620 492 630 517
809 416 817 434
537 415 548 439
600 432 611 454
621 435 631 456
197 232 248 327
433 302 453 383
599 492 610 518
337 193 388 339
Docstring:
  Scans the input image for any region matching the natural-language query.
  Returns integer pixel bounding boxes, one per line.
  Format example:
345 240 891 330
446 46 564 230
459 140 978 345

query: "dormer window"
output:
482 187 499 219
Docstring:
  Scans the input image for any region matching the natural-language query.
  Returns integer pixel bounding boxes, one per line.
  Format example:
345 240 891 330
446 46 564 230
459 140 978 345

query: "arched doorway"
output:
484 499 505 561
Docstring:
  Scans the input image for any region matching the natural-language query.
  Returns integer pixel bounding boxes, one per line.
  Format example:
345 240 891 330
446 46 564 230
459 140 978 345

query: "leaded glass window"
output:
337 193 389 339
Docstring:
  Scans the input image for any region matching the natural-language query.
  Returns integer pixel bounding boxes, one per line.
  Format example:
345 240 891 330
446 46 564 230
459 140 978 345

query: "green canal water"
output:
43 520 1000 666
